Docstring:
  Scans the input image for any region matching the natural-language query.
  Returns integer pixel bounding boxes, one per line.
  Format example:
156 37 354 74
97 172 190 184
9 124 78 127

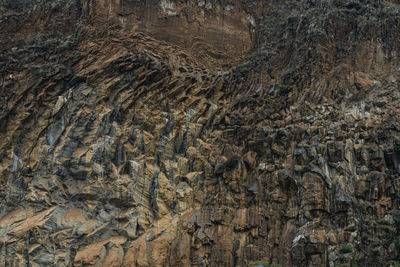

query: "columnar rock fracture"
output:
1 0 400 266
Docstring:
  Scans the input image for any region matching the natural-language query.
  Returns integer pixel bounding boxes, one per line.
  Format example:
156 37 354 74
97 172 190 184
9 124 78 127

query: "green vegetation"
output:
337 255 345 263
386 260 400 267
369 247 381 256
395 144 400 157
377 224 396 233
340 244 353 254
379 219 391 226
248 260 268 266
395 143 400 152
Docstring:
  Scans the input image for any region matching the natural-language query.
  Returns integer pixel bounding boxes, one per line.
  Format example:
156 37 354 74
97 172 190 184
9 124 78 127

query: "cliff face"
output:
1 0 400 266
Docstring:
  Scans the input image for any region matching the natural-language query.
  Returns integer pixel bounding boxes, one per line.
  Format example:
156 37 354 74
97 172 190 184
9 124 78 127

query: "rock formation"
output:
1 0 400 266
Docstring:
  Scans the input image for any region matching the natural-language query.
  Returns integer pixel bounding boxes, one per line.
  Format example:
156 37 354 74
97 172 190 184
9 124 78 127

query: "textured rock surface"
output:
1 0 400 266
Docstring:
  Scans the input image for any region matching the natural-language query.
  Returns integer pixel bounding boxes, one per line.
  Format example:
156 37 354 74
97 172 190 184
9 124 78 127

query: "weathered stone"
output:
1 0 400 266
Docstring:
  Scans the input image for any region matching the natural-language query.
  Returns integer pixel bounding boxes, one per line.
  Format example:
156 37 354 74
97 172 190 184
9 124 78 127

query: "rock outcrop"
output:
1 0 400 266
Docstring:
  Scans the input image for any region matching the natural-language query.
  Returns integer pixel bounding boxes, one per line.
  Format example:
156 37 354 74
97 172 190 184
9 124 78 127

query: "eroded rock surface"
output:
1 0 400 266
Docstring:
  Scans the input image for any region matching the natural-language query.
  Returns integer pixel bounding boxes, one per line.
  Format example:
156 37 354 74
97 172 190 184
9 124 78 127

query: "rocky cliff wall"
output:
1 0 400 266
